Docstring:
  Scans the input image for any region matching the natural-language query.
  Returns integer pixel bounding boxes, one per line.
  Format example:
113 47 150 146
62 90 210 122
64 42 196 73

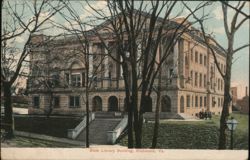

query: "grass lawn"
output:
119 112 248 149
1 136 76 147
14 116 82 138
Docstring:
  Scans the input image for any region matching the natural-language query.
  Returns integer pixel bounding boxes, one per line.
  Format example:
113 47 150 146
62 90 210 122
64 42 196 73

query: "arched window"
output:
92 96 102 111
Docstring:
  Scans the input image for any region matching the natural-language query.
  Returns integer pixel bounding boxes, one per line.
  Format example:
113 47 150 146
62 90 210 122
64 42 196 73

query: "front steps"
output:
76 118 121 144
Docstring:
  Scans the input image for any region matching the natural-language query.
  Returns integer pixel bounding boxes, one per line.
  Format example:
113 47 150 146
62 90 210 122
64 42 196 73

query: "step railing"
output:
67 113 95 139
107 115 128 144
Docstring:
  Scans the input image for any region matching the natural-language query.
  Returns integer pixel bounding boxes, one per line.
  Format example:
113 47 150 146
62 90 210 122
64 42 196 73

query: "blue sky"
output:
3 1 249 98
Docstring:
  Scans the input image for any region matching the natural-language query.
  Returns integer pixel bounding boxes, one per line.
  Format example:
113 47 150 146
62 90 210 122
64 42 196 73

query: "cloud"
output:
213 6 223 20
212 27 225 34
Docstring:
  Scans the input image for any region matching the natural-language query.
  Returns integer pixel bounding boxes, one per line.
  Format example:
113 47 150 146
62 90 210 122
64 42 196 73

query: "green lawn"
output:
14 116 82 138
1 136 76 147
119 112 248 149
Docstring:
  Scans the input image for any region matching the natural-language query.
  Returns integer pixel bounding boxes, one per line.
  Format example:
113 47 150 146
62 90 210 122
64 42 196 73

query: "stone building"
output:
236 87 249 114
27 14 230 117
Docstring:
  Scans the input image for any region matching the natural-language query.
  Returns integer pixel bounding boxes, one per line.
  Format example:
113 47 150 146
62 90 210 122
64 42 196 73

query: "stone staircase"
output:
76 118 121 144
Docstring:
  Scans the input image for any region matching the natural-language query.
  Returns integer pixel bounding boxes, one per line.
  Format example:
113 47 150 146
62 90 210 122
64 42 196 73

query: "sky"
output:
3 1 249 98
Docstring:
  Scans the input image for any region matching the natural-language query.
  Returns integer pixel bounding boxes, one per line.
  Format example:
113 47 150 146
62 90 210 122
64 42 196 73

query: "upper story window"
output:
199 54 203 64
204 74 207 87
195 72 198 86
195 51 198 63
199 73 202 87
71 74 81 87
204 56 207 66
191 49 193 61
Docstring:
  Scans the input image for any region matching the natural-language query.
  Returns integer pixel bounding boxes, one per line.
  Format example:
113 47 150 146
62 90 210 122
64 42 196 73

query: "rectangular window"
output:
218 97 220 107
33 96 40 108
190 71 193 85
65 73 70 86
82 72 85 87
221 79 223 90
204 74 206 87
200 96 203 107
218 79 220 90
212 97 216 107
69 96 80 108
204 56 207 66
200 54 203 64
195 96 198 107
191 49 193 61
195 51 198 63
204 96 207 107
71 74 81 87
195 72 198 86
199 73 202 87
187 95 190 107
53 97 60 108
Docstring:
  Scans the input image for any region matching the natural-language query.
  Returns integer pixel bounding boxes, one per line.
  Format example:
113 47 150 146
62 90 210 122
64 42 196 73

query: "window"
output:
192 96 194 107
195 72 198 86
221 79 223 90
187 95 190 107
195 96 198 107
204 96 207 107
69 96 80 108
199 73 202 87
82 72 85 87
190 71 193 85
53 97 60 108
191 49 193 61
221 98 223 106
195 51 198 63
204 74 207 87
200 96 203 107
218 98 220 107
71 74 81 87
218 79 220 90
204 56 207 66
33 96 40 108
65 73 70 85
51 72 60 86
200 54 203 64
212 97 216 107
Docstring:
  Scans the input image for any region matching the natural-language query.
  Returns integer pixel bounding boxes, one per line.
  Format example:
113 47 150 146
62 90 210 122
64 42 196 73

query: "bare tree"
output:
86 1 210 148
1 0 66 138
185 1 249 149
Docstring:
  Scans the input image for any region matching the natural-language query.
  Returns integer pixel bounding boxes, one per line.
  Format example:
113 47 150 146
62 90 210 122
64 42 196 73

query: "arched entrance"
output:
180 96 184 113
92 96 102 111
108 96 118 111
144 96 152 112
161 95 171 112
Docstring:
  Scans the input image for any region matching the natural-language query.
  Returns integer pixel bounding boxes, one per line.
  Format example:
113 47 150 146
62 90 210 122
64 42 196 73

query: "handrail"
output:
67 113 95 139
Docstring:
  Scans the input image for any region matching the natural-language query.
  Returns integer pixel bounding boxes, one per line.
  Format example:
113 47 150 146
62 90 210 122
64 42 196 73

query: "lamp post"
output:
226 117 238 150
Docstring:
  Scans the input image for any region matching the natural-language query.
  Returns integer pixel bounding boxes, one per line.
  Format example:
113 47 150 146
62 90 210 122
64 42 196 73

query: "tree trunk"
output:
122 63 134 148
219 36 233 149
86 88 90 148
3 82 14 139
152 65 162 148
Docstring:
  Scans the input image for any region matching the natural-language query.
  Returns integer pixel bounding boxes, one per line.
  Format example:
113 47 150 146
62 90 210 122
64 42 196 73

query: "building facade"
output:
27 16 230 116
